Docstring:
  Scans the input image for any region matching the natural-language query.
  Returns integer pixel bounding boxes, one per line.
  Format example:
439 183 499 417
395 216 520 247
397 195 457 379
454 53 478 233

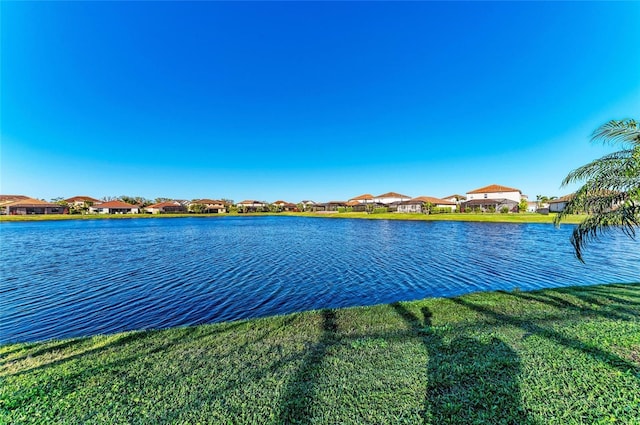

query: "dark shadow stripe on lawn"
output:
504 291 639 323
391 303 532 425
450 297 640 377
276 309 338 424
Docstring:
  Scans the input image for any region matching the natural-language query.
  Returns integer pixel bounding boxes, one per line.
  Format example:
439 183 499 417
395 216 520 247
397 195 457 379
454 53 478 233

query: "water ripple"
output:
1 217 638 343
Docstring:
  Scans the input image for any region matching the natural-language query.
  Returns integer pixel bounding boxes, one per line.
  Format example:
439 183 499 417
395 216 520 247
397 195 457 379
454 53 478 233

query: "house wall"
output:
549 202 567 212
466 191 521 203
437 204 455 211
373 196 411 205
397 204 422 213
9 206 65 215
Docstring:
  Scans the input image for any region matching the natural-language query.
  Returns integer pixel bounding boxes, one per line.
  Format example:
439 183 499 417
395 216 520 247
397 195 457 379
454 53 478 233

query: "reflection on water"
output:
1 216 638 343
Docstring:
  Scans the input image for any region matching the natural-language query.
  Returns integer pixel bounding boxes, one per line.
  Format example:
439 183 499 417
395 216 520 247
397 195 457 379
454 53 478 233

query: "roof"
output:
467 184 521 194
65 196 100 203
0 195 29 202
374 192 411 199
4 198 62 208
193 199 224 205
350 193 373 201
238 200 265 205
146 201 183 209
94 200 138 209
548 194 575 204
345 200 361 206
443 194 466 200
408 196 456 205
463 198 518 206
300 200 316 204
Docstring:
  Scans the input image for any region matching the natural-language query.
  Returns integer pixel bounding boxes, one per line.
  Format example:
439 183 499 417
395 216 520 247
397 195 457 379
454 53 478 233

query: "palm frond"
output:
561 149 635 186
557 118 640 260
570 204 639 262
592 119 640 146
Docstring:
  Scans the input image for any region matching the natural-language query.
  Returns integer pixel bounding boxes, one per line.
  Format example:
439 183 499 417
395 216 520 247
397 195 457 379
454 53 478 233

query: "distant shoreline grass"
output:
2 282 639 424
0 211 587 225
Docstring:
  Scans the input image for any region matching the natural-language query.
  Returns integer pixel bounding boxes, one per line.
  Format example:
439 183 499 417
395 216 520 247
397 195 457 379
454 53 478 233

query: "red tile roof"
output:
375 192 411 198
5 198 62 208
0 195 29 202
467 184 521 194
238 200 265 205
410 196 456 205
350 194 373 201
443 194 466 200
548 194 575 203
65 196 100 203
193 199 224 205
147 201 182 209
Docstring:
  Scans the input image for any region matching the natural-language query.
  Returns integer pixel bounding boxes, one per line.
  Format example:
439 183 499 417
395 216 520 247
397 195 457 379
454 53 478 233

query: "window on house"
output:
484 194 488 198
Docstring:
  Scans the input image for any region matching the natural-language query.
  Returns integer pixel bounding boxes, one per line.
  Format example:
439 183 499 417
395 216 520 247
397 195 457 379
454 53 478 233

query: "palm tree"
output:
554 119 640 261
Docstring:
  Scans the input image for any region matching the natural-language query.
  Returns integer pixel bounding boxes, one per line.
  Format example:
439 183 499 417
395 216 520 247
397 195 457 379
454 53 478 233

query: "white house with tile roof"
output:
372 192 412 205
463 184 523 212
465 184 522 203
397 196 457 213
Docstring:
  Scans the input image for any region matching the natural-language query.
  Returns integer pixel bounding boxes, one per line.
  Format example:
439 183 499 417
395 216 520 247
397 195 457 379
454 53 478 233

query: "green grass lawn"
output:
284 211 587 224
2 283 639 424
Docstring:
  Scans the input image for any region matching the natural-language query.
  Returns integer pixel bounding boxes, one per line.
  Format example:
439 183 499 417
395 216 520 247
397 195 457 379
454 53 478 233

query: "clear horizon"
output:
2 1 639 203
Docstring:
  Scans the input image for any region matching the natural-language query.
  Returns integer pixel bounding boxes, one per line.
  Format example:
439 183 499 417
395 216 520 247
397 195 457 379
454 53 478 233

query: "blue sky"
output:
2 1 639 203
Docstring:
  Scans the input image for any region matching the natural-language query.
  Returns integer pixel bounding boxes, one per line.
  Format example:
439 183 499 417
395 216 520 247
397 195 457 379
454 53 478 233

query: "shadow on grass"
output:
391 303 532 425
4 321 249 378
277 309 337 424
450 297 640 377
503 290 639 323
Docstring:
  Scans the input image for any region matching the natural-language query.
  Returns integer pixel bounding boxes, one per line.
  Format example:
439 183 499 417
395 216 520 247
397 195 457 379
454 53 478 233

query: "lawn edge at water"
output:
0 211 586 224
2 282 639 424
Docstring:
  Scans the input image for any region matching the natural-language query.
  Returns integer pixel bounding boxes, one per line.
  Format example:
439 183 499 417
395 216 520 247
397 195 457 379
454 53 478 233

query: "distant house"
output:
272 200 298 212
549 194 574 213
237 200 268 213
65 196 100 208
397 196 457 213
526 201 539 213
316 201 347 212
0 195 29 214
463 184 522 212
349 194 374 204
299 200 316 211
190 199 227 214
2 198 66 215
89 200 139 214
372 192 412 205
146 201 187 214
443 194 466 204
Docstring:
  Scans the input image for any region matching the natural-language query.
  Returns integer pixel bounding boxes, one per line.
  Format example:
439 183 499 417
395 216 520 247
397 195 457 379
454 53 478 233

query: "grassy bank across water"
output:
2 283 639 424
0 211 587 225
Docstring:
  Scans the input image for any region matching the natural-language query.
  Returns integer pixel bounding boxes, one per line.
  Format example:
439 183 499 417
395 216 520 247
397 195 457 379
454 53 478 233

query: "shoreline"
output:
0 211 587 224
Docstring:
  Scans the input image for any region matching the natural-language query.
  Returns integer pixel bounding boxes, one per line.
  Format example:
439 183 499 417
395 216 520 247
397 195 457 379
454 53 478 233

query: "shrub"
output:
500 206 510 214
372 207 388 214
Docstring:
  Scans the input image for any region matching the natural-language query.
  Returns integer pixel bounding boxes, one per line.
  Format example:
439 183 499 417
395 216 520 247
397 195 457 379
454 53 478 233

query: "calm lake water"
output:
1 216 638 343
